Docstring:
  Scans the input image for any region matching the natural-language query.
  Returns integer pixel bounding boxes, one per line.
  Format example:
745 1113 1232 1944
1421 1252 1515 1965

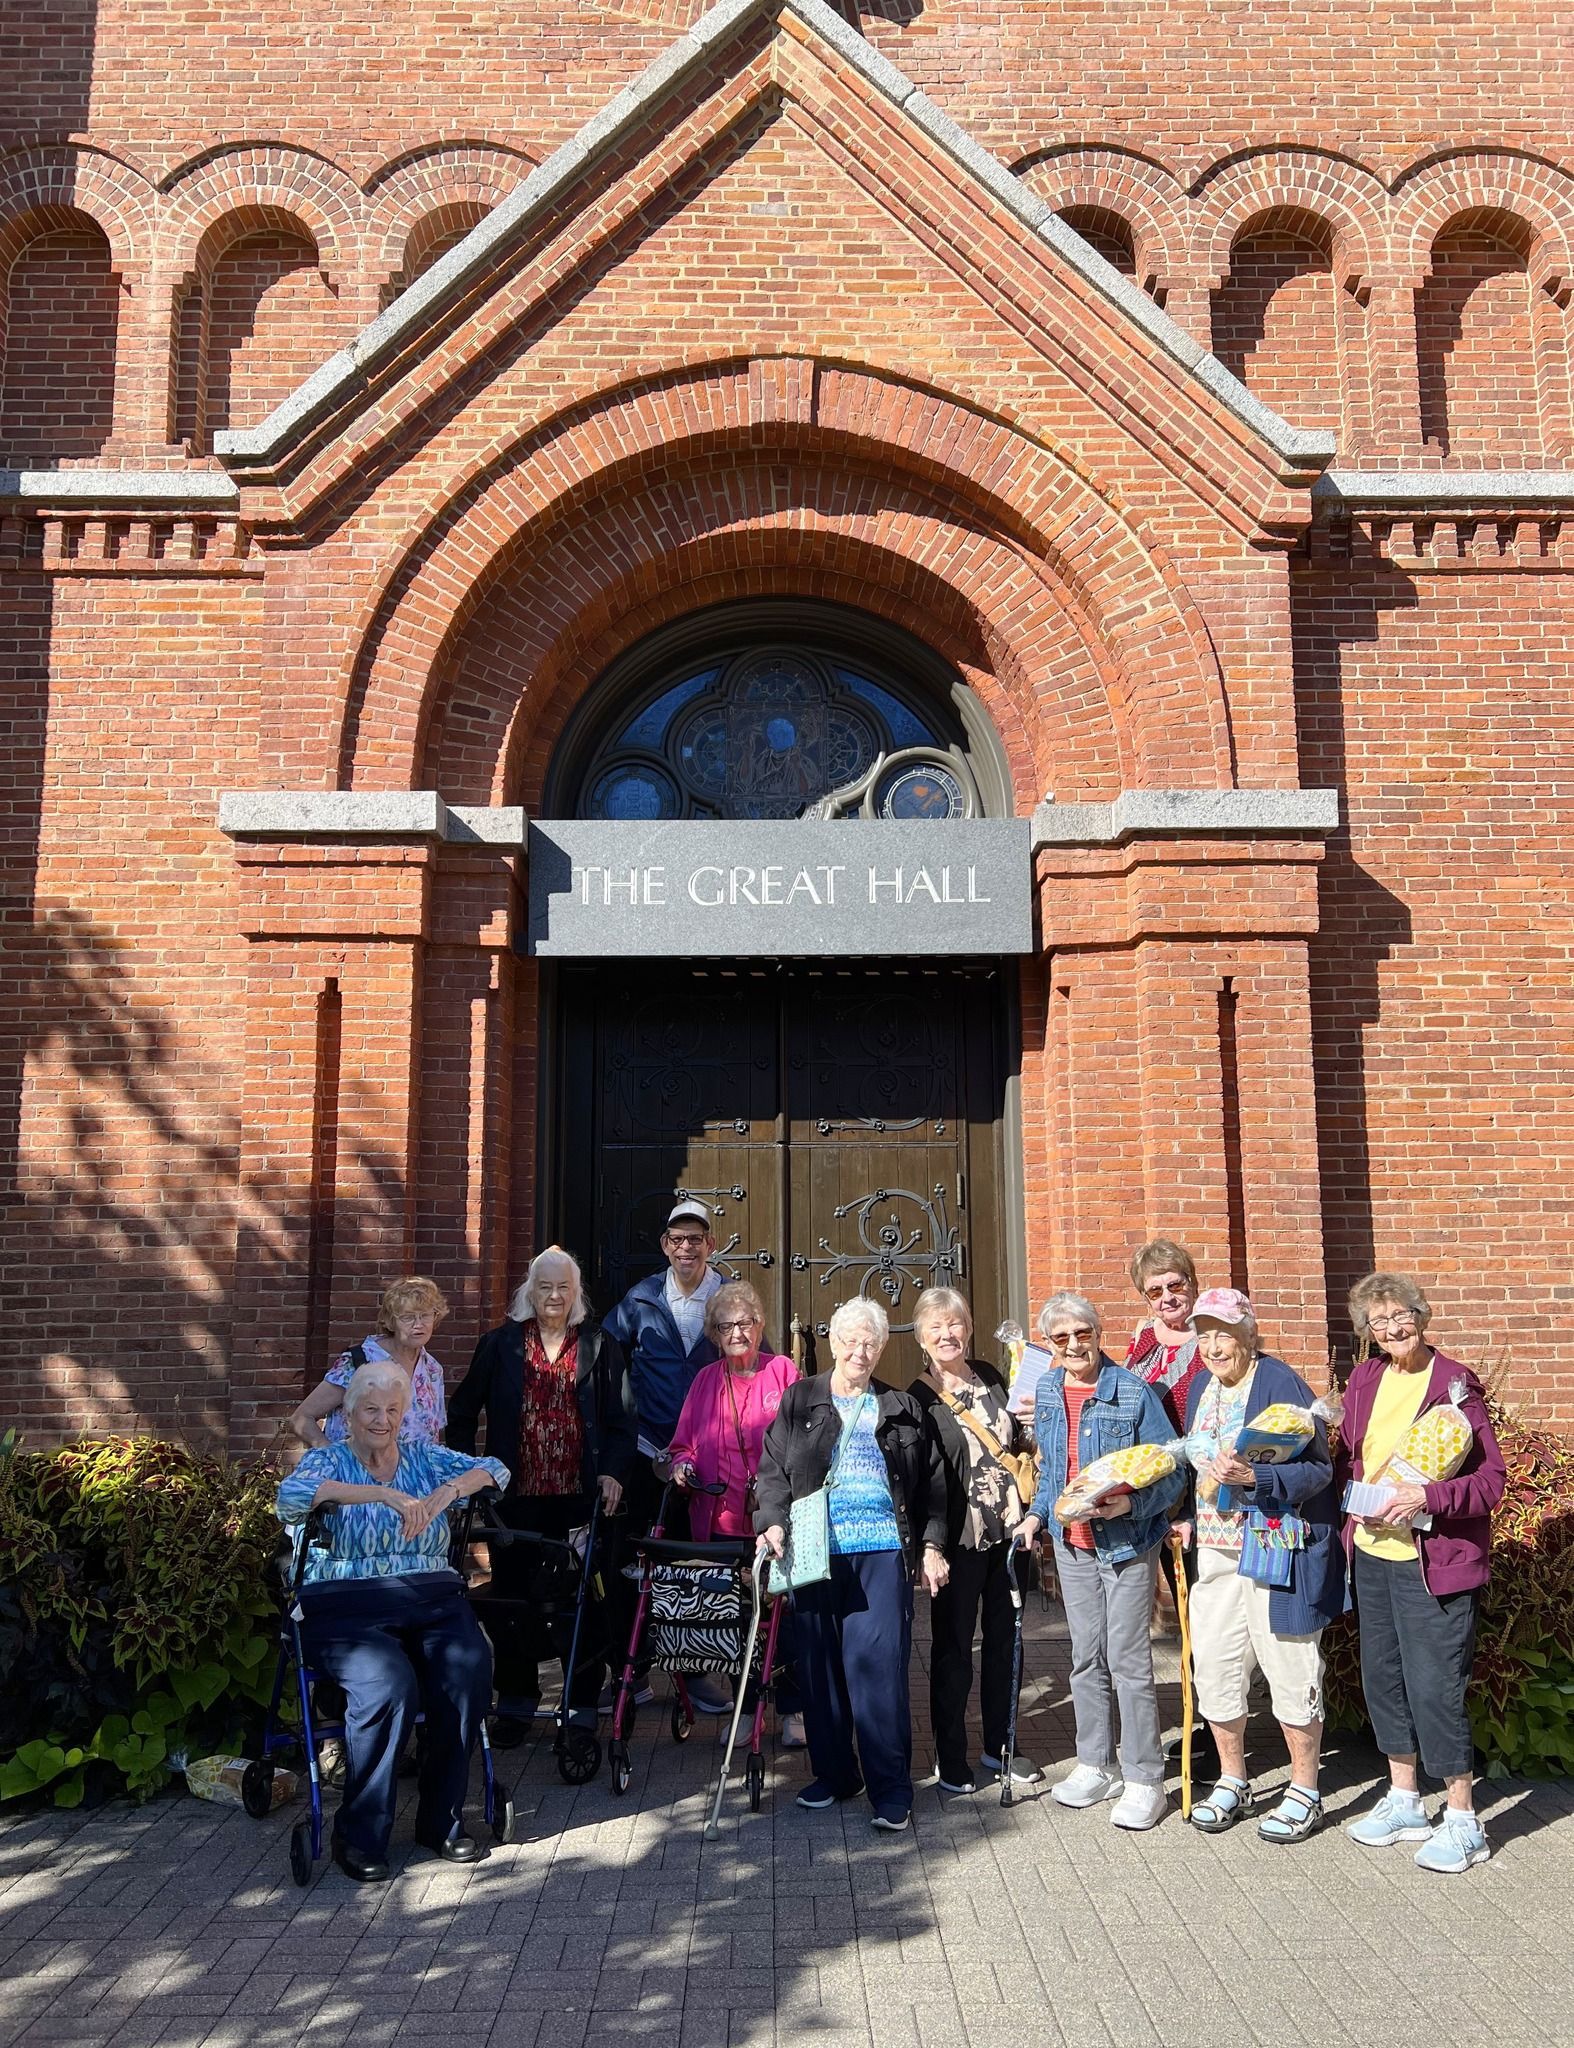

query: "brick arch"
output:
423 475 1124 811
1391 152 1574 295
363 142 535 285
0 204 125 462
1190 151 1387 293
160 145 362 288
337 364 1231 800
1014 146 1187 298
0 146 155 279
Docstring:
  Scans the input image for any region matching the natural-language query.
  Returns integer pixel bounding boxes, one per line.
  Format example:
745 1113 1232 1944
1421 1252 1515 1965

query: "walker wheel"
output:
671 1700 693 1744
557 1728 602 1785
745 1754 764 1814
289 1819 314 1887
609 1743 633 1797
491 1793 515 1844
241 1760 275 1820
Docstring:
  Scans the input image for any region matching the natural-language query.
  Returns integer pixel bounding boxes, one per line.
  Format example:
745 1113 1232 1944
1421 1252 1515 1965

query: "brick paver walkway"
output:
4 1596 1573 2048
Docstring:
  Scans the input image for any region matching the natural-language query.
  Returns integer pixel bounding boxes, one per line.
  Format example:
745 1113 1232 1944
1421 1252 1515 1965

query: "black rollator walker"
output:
251 1492 514 1886
465 1491 608 1785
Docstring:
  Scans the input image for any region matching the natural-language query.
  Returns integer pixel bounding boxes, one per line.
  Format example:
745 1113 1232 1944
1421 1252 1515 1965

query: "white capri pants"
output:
1190 1543 1325 1727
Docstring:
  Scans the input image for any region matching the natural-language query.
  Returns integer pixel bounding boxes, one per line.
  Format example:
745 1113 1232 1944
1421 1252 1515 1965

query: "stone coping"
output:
218 788 1337 848
1317 470 1574 509
208 0 1335 474
0 468 239 507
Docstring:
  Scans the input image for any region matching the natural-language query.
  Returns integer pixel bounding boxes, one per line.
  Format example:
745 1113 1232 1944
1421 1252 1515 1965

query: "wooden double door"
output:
555 962 1011 1387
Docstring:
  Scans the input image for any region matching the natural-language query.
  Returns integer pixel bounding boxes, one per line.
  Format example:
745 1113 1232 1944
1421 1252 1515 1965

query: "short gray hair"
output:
343 1360 413 1417
1348 1271 1432 1348
828 1296 890 1350
508 1247 591 1326
1036 1291 1102 1341
706 1278 766 1338
913 1286 973 1344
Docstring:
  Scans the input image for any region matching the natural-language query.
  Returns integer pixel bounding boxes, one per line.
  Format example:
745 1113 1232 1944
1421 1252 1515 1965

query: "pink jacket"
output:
668 1353 799 1541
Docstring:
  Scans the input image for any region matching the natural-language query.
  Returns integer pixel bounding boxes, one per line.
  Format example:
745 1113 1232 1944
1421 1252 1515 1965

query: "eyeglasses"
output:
1046 1327 1096 1347
665 1233 708 1250
716 1317 761 1334
1143 1281 1191 1302
1368 1311 1419 1331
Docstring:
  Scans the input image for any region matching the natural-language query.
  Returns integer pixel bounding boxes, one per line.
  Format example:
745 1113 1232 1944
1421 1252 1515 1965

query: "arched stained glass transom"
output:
576 645 980 823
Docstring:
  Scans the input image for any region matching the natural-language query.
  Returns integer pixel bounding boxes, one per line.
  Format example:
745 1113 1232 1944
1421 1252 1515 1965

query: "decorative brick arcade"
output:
5 0 1573 1446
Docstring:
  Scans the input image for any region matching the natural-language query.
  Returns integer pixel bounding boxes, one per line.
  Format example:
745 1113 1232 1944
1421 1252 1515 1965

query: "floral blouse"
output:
321 1333 447 1445
941 1376 1025 1550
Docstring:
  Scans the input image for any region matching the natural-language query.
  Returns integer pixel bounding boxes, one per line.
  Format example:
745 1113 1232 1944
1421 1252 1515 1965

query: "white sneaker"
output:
1413 1813 1491 1873
687 1673 733 1715
1110 1782 1168 1831
1052 1763 1123 1808
779 1712 807 1750
980 1752 1044 1786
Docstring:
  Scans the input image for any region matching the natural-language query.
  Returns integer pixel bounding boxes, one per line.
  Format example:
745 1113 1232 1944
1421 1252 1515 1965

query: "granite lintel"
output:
1032 789 1340 848
0 468 240 508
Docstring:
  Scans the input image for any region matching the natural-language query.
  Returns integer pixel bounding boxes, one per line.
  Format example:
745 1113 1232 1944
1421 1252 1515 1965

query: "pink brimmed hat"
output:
1190 1286 1254 1326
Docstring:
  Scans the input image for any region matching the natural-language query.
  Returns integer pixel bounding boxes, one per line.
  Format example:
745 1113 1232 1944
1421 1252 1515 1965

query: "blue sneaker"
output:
1414 1813 1490 1873
1347 1791 1431 1848
797 1777 862 1810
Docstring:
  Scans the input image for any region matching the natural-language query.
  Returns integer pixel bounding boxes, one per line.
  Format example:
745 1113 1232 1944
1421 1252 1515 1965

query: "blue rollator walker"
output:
248 1491 515 1886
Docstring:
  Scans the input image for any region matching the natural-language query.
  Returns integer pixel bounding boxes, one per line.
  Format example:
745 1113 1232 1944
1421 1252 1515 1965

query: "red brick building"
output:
5 0 1572 1445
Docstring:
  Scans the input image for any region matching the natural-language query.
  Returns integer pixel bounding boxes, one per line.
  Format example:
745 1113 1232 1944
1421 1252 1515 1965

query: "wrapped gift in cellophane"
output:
1344 1379 1474 1523
1054 1441 1178 1524
1203 1393 1343 1513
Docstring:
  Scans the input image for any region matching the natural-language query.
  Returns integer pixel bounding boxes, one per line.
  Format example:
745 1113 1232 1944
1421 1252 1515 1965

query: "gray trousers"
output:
1056 1542 1164 1788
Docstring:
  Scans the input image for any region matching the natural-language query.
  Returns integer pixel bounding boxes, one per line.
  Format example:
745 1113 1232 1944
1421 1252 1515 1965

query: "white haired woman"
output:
1178 1288 1343 1845
288 1275 450 1449
1338 1273 1505 1873
755 1297 948 1832
275 1360 510 1881
907 1285 1040 1794
1014 1291 1183 1831
448 1248 636 1737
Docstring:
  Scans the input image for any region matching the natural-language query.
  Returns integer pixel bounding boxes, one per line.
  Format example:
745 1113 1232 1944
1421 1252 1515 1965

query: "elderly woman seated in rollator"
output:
1179 1288 1344 1845
275 1360 510 1883
1014 1292 1182 1832
756 1297 947 1833
667 1278 804 1739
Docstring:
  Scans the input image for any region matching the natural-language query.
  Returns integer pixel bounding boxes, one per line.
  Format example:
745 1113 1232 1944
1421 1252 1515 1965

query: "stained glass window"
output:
577 647 966 821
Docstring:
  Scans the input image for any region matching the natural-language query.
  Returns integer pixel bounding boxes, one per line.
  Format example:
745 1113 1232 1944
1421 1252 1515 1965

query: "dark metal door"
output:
556 964 1009 1387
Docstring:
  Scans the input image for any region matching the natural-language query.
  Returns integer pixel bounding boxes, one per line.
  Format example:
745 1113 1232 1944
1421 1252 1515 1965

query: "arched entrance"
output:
538 600 1023 1385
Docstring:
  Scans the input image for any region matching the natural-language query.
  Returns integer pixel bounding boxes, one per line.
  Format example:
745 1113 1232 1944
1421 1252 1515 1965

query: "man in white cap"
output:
602 1199 725 1705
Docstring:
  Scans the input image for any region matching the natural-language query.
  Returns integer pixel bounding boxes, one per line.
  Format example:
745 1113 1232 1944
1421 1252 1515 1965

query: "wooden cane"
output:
1170 1531 1194 1821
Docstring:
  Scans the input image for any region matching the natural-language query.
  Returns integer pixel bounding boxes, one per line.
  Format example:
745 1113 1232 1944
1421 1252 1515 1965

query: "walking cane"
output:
704 1548 769 1838
1170 1531 1194 1822
999 1540 1028 1809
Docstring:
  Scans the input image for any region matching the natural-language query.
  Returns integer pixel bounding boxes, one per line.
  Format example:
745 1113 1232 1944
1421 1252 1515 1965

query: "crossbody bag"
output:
768 1390 869 1595
937 1384 1039 1507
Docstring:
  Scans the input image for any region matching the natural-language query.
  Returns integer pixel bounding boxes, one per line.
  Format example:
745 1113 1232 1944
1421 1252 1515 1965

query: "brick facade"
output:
3 0 1572 1445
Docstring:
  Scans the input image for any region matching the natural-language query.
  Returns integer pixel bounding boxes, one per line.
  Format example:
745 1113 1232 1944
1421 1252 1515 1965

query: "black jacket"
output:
754 1374 948 1567
908 1359 1015 1553
447 1317 637 1496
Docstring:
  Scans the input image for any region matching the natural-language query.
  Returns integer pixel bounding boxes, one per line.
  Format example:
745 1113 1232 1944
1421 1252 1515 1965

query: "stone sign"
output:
526 818 1033 957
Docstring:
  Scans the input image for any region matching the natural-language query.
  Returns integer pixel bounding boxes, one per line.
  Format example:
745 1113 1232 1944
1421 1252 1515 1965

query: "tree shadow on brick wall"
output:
1291 545 1417 1354
2 907 404 1450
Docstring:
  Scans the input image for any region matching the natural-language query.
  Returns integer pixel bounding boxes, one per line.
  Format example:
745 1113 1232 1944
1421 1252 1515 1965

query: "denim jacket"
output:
1029 1358 1183 1563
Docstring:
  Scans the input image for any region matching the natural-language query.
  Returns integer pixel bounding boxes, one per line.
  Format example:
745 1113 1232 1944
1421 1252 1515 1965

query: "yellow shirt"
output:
1353 1365 1431 1561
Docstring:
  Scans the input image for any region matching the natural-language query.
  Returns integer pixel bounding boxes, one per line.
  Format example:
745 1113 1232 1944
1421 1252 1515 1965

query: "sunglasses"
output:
1046 1326 1096 1347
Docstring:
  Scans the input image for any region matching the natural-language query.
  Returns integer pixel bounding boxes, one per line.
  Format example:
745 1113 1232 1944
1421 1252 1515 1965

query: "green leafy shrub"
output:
0 1432 284 1807
1325 1399 1574 1776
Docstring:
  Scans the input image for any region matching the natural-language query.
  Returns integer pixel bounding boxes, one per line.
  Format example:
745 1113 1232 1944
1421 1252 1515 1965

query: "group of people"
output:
276 1214 1506 1884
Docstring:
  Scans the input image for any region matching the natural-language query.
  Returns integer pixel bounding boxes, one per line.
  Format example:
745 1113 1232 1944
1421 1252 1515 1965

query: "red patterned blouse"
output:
516 1321 584 1497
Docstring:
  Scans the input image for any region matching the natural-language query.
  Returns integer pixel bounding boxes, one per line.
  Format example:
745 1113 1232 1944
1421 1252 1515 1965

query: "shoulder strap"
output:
937 1384 1012 1465
825 1389 871 1488
348 1342 368 1370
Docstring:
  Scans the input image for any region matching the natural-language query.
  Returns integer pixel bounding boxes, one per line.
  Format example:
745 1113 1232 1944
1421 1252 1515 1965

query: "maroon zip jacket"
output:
1335 1349 1506 1595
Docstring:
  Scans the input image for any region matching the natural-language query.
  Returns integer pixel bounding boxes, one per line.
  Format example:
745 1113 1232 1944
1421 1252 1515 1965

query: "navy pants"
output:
1353 1547 1480 1781
302 1571 493 1858
793 1550 913 1813
929 1541 1014 1784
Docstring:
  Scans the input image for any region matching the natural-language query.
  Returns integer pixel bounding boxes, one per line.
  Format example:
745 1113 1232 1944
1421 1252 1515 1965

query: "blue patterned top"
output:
276 1440 511 1584
828 1393 901 1556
